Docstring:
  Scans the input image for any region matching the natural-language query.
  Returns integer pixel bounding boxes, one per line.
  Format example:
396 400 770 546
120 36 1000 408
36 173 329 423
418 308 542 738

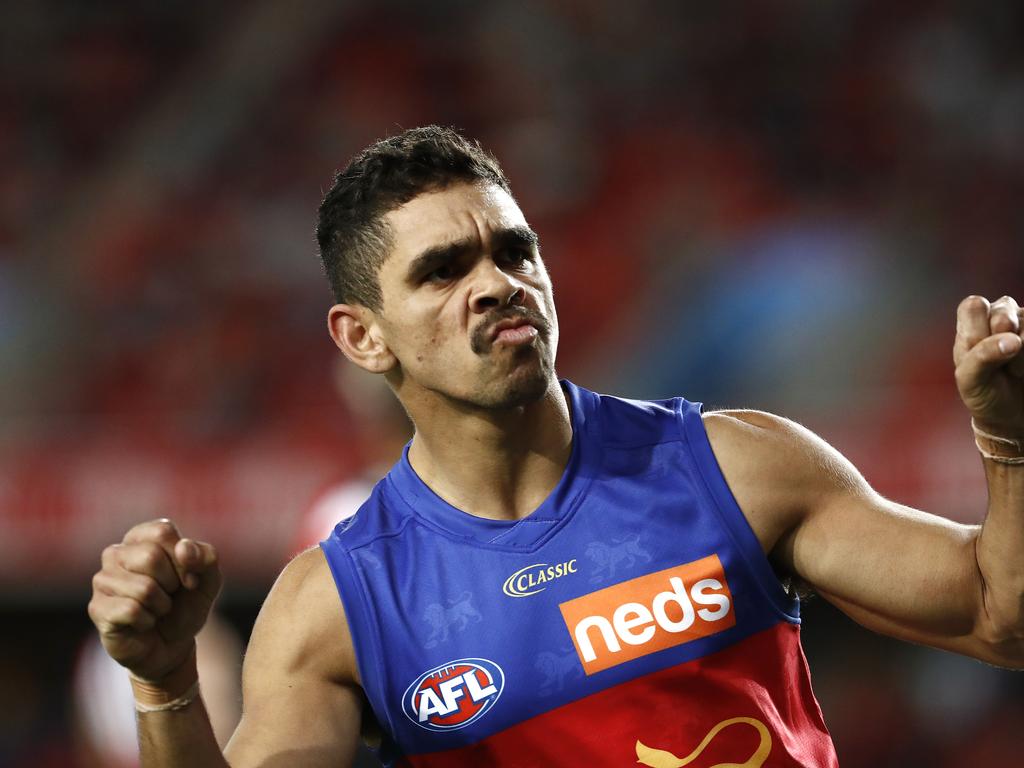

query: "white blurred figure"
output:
293 359 412 551
73 614 242 767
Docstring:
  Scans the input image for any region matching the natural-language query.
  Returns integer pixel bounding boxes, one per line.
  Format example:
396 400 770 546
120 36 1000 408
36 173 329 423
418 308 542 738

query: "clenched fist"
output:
954 295 1024 439
88 519 222 684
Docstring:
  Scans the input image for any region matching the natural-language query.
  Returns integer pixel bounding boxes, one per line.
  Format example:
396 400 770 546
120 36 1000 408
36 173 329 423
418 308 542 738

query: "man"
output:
88 126 1024 767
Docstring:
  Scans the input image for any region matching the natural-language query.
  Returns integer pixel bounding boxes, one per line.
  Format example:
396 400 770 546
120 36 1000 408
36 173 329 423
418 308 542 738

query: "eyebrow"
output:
405 226 540 281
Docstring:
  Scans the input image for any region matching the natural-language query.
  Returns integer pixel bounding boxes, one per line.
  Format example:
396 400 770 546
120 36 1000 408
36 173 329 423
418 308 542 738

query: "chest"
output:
352 475 784 756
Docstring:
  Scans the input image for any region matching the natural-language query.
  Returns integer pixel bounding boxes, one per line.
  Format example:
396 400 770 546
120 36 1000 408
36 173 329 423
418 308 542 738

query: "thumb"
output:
956 332 1022 395
173 538 220 595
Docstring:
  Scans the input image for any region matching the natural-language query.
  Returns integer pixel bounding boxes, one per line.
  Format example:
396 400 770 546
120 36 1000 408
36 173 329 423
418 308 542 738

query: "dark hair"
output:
316 126 511 310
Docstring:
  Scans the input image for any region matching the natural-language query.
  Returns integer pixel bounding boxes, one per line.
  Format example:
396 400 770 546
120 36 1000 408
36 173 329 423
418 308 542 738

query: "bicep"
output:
224 667 363 768
781 486 987 656
222 549 364 768
708 410 998 663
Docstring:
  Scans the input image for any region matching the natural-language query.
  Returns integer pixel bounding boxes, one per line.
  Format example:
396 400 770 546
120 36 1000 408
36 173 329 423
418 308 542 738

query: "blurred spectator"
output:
71 615 243 767
293 360 413 554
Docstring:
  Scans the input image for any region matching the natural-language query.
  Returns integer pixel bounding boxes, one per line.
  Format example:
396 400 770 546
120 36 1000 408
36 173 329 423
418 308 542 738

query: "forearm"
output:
133 651 231 768
138 700 230 768
972 420 1024 663
975 456 1024 653
951 294 1024 658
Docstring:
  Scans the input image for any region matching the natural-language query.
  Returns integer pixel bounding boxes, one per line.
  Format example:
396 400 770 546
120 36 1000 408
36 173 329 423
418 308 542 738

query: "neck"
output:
404 379 573 521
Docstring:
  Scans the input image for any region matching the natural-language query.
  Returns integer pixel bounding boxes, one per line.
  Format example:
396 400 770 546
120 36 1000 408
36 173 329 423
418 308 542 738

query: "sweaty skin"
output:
88 181 1024 767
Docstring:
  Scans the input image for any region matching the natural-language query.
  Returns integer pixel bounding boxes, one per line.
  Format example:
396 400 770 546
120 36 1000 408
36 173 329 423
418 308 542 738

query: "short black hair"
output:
316 126 511 310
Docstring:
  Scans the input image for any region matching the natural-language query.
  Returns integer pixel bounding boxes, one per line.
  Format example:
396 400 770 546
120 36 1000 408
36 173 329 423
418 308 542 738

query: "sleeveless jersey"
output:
320 381 838 767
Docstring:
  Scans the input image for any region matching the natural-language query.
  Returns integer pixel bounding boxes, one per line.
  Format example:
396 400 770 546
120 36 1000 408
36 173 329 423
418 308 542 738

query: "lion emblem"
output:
422 591 482 648
585 535 652 583
534 649 583 696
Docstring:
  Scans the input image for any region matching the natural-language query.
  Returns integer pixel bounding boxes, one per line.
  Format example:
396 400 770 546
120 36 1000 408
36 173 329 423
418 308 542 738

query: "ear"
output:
327 304 397 374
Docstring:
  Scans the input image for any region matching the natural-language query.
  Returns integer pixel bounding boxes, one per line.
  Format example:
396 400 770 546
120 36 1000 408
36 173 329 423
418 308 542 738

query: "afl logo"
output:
402 658 504 732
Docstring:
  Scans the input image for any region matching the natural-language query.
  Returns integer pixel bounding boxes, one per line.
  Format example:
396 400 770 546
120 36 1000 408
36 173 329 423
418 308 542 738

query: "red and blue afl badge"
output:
402 658 505 732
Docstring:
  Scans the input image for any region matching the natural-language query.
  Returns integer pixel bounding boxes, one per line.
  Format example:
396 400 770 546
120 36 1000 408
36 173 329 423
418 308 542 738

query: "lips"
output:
494 324 539 346
489 316 537 342
471 309 549 354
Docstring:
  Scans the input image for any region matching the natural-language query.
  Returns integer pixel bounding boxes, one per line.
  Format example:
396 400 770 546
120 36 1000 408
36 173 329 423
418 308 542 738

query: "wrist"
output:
971 417 1024 441
129 645 200 711
972 419 1024 465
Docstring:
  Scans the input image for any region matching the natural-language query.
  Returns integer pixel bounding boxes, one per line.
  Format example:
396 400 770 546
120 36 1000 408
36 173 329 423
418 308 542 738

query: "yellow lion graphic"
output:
635 716 771 768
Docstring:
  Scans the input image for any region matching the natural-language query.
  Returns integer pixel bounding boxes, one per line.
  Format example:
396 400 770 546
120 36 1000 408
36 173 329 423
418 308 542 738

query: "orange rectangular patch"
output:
558 554 736 675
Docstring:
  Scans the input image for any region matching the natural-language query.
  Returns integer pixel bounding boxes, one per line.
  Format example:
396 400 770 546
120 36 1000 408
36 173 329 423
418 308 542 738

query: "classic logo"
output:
558 554 735 675
502 560 578 597
402 658 504 732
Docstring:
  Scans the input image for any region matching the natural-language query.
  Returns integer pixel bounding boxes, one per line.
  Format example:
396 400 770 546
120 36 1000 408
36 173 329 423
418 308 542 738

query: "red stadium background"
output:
1 1 1022 765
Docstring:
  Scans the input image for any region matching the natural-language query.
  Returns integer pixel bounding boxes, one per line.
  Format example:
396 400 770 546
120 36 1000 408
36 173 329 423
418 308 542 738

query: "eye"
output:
424 264 457 283
499 247 534 269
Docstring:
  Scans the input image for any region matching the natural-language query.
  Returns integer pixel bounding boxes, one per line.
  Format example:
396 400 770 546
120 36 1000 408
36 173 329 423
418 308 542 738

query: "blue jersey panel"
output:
320 381 799 765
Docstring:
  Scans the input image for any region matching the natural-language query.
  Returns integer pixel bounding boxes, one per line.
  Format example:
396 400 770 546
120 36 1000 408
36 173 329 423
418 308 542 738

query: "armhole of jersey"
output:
675 398 801 623
319 536 401 745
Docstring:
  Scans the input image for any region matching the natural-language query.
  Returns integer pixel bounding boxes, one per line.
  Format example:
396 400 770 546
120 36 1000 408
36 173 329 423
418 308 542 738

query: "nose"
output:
468 259 525 314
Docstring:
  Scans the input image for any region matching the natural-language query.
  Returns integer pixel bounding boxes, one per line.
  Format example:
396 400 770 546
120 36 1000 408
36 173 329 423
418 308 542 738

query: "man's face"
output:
372 182 559 409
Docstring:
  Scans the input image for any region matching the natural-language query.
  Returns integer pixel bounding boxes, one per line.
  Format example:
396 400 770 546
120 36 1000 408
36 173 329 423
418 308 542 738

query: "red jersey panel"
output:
403 623 836 767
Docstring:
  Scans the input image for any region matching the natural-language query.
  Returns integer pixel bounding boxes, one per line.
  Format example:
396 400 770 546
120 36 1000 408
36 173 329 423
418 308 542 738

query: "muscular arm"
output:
223 548 364 767
705 409 1024 668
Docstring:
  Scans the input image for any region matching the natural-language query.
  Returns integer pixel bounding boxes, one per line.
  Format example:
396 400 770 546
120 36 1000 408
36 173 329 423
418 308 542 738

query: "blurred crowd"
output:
1 1 1023 766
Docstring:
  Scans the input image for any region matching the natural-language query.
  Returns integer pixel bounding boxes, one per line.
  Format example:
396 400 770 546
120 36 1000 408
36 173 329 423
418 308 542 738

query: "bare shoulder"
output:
700 409 872 552
246 546 358 687
702 408 868 493
702 407 824 457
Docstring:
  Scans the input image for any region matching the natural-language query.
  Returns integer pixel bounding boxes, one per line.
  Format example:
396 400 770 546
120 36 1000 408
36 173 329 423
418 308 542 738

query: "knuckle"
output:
139 580 169 612
959 295 989 318
138 545 164 571
125 520 150 538
101 544 120 565
88 603 113 633
124 602 153 629
992 297 1019 315
151 519 179 544
122 600 142 623
137 578 159 602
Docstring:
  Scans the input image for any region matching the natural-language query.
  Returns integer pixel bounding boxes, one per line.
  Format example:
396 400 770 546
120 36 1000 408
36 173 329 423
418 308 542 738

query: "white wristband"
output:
972 419 1024 464
132 679 200 713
